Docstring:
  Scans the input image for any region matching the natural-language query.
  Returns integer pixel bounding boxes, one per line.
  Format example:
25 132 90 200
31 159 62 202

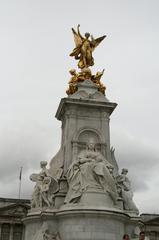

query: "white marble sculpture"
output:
30 161 59 209
65 140 118 205
43 229 61 240
116 168 139 212
32 222 61 240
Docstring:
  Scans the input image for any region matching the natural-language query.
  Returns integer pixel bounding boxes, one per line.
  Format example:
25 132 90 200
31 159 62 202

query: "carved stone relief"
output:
43 229 61 240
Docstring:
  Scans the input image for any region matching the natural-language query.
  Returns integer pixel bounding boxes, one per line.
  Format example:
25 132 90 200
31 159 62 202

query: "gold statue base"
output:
66 67 106 95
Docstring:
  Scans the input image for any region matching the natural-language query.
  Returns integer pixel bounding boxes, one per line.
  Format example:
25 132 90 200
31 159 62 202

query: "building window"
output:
1 223 10 240
13 224 23 240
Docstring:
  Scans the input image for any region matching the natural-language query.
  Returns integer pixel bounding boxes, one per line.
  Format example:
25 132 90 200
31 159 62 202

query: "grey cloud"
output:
0 120 60 183
111 127 159 193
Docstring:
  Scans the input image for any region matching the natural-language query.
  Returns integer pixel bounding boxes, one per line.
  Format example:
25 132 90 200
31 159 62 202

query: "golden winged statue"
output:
70 24 106 69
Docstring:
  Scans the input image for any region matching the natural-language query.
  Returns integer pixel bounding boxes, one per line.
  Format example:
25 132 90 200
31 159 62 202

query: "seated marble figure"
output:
65 140 118 205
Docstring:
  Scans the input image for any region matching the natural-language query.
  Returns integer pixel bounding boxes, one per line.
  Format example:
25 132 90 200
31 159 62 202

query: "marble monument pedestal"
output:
57 208 136 240
23 187 139 240
23 210 57 240
23 80 140 240
23 206 139 240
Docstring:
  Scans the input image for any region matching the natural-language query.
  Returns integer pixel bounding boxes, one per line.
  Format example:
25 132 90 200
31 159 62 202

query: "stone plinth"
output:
24 80 140 240
23 211 57 240
57 209 128 240
23 208 140 240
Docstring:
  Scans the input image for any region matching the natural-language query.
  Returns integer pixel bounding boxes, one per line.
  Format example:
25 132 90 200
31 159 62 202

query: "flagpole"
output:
18 166 23 199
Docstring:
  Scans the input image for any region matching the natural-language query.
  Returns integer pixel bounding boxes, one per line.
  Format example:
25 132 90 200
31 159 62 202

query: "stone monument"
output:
23 25 140 240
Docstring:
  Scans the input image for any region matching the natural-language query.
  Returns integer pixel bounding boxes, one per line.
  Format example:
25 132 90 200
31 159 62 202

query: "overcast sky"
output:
0 0 159 214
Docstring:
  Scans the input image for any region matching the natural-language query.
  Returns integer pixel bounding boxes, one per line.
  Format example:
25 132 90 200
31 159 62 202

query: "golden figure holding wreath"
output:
67 25 106 95
70 24 106 69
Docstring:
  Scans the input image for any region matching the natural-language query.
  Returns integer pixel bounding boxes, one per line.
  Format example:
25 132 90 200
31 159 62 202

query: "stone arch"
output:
72 128 106 160
73 127 103 142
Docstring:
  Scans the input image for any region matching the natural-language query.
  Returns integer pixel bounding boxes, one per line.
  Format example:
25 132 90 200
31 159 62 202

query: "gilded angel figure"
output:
70 24 106 69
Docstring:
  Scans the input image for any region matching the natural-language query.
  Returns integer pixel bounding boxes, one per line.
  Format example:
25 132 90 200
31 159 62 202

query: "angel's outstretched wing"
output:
71 24 84 47
110 147 119 177
91 35 106 51
70 25 84 58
